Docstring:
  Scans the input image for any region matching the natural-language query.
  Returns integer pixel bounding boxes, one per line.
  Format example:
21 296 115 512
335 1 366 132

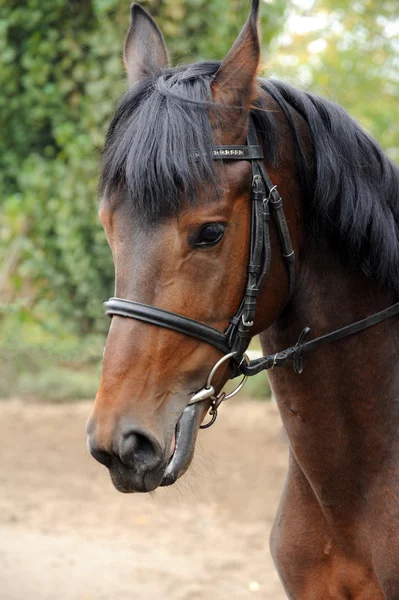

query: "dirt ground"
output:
0 398 288 600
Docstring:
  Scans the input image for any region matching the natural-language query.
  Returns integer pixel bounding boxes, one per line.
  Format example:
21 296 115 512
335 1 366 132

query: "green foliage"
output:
140 0 288 59
268 0 399 163
0 0 124 332
225 369 271 400
16 368 101 402
0 308 104 399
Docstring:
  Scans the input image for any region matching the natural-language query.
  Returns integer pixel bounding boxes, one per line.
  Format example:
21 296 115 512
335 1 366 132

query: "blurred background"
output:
0 1 398 599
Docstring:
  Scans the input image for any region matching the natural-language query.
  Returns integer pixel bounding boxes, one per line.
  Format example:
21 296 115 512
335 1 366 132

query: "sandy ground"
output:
0 398 288 600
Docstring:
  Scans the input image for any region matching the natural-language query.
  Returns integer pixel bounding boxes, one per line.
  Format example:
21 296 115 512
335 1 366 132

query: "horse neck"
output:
261 239 399 512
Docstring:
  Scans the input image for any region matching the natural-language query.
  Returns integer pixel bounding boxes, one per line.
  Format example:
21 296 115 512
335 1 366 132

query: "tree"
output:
268 0 399 163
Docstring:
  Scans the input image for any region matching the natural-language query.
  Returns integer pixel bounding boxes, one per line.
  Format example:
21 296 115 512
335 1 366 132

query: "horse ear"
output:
212 0 260 109
124 4 169 86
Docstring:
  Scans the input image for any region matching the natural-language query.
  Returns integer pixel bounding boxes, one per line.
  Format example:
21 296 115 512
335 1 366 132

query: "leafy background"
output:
1 0 398 400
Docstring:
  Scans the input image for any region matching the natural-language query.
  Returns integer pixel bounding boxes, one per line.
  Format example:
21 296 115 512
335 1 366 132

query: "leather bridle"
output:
104 114 399 427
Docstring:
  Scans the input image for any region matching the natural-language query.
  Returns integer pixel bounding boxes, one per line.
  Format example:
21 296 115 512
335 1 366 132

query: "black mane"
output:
102 61 225 219
258 80 399 293
101 63 399 292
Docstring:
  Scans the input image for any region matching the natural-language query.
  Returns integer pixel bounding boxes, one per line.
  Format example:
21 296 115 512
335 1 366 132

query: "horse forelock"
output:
100 61 224 223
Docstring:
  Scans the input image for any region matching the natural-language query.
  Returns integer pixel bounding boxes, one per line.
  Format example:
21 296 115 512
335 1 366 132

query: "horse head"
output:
86 1 303 493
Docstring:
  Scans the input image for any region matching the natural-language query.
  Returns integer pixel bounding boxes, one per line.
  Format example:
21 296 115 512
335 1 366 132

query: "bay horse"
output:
86 1 399 597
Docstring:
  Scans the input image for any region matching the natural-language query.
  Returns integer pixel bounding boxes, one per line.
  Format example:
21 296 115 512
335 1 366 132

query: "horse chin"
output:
161 401 205 487
109 459 165 494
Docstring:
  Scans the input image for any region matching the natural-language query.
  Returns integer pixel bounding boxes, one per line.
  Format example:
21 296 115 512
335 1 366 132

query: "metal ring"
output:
198 351 250 429
268 184 278 200
222 353 250 400
241 314 254 327
205 351 237 389
212 391 226 412
199 408 218 429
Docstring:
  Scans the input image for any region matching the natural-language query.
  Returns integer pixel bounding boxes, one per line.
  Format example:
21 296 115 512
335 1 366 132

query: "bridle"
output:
104 114 399 428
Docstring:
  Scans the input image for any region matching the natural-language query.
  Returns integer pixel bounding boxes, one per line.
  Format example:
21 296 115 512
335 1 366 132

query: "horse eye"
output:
196 223 225 247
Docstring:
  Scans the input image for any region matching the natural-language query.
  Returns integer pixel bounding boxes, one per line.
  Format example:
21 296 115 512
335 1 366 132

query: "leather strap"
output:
224 116 295 360
241 301 399 376
258 162 296 297
105 298 231 354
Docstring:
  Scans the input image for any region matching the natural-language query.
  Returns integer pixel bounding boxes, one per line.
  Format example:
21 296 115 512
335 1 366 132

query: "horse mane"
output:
102 61 248 220
256 80 399 294
101 61 399 293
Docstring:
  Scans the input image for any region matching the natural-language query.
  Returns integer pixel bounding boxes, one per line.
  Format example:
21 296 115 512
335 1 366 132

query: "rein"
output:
104 114 399 427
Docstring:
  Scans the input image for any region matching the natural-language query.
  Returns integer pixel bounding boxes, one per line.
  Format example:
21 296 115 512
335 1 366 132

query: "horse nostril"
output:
119 430 162 470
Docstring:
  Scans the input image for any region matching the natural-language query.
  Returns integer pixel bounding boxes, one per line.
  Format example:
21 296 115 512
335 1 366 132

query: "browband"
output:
211 145 264 160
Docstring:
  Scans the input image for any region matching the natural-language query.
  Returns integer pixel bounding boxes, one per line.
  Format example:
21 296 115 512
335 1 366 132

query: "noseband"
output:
105 115 399 427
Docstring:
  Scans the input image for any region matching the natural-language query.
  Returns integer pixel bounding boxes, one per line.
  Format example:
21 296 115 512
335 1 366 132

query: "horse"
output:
86 1 399 597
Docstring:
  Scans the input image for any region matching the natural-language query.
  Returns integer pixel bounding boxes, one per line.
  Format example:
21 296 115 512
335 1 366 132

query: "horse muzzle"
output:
86 401 206 493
